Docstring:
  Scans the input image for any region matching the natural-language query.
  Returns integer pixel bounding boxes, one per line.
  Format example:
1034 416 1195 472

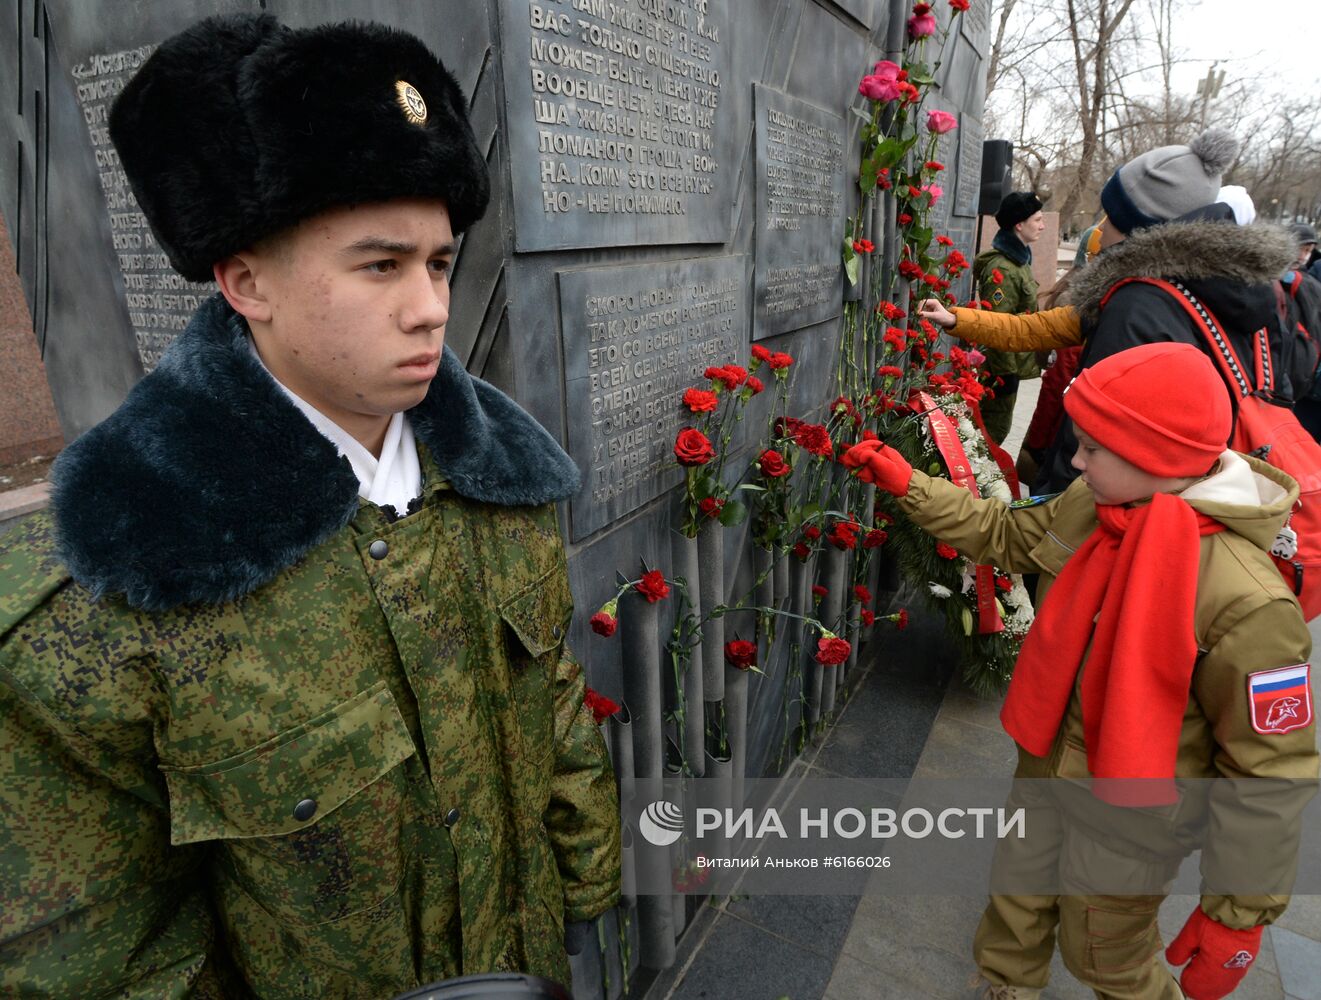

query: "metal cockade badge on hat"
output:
395 80 428 125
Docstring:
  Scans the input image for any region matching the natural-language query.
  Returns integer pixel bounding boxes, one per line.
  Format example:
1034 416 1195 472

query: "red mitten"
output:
1164 906 1263 1000
841 440 913 497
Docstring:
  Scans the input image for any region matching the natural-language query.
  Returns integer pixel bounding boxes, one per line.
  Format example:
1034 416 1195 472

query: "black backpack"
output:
1276 269 1321 402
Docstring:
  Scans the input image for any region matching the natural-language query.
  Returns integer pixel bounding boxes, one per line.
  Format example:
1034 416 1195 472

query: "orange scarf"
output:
1001 493 1224 805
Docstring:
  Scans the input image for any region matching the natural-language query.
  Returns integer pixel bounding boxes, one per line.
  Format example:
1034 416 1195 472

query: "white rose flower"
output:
928 582 952 598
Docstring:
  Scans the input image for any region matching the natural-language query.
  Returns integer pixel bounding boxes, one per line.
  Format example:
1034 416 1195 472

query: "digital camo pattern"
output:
0 455 621 998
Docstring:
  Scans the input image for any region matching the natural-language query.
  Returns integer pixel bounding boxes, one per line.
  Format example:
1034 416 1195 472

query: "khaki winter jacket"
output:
898 452 1318 928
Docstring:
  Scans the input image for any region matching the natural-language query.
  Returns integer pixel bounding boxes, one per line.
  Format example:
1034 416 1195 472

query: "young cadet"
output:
0 14 619 998
843 343 1317 1000
972 191 1047 444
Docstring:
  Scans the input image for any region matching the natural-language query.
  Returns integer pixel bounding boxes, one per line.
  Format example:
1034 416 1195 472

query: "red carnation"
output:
746 375 765 395
705 365 746 390
751 344 772 363
590 611 618 637
854 585 873 606
925 160 946 172
767 351 795 370
683 387 719 413
793 541 811 560
794 423 833 457
895 608 910 630
812 584 828 599
861 609 876 627
949 0 970 10
828 519 861 551
758 449 790 478
584 687 621 725
724 639 758 670
699 496 725 519
804 525 822 541
814 636 852 665
863 529 888 549
878 301 906 320
635 570 670 603
775 415 804 438
996 576 1013 592
674 427 715 466
898 260 924 280
897 213 913 226
876 365 904 378
935 541 959 560
852 238 875 254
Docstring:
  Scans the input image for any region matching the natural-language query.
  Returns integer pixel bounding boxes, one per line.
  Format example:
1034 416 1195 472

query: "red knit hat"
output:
1063 342 1229 477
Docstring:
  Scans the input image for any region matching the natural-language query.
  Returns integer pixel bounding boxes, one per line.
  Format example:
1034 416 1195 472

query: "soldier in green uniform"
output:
0 14 619 998
973 192 1047 444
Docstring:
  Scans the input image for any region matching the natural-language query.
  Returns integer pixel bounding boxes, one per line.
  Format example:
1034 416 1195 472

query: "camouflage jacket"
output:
973 244 1042 380
0 296 620 997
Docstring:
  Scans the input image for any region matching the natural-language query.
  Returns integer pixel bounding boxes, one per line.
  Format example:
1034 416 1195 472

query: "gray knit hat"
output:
1100 129 1239 234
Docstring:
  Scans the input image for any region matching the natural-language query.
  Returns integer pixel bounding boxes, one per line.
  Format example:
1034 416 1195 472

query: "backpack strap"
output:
1099 276 1256 398
1254 326 1275 394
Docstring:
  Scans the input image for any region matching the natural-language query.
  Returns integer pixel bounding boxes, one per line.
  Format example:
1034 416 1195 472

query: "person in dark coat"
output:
1034 130 1298 493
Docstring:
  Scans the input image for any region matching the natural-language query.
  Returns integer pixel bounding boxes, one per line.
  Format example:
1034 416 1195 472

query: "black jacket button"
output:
444 807 461 828
293 798 317 821
368 539 389 560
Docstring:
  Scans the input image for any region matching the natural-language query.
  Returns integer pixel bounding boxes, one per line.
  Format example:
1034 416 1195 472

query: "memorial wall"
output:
2 1 990 993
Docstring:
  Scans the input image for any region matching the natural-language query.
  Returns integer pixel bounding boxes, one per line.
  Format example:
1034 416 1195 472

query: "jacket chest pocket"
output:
162 681 416 926
1028 530 1077 578
500 566 574 764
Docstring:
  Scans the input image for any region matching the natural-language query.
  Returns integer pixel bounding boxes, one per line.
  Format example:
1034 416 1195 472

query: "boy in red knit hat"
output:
844 342 1317 1000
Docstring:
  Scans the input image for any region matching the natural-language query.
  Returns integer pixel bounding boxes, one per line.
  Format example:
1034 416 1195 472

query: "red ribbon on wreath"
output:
915 391 1004 635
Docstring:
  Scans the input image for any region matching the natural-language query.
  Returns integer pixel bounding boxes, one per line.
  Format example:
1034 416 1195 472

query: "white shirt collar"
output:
247 338 422 514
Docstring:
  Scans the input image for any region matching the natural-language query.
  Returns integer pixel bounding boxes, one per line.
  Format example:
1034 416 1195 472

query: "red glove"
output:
1165 906 1263 1000
840 440 913 497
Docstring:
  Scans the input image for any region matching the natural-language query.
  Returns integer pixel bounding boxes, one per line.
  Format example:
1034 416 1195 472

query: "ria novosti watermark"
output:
620 777 1321 896
646 801 1026 844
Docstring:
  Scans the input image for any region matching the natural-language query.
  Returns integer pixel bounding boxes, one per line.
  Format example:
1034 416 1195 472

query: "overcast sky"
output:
1163 0 1321 101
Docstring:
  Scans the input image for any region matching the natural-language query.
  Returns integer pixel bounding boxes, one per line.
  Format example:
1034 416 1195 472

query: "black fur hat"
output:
994 191 1044 232
109 14 490 282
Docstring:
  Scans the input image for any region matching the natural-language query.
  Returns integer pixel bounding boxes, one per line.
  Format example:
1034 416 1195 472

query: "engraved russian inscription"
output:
560 256 748 538
753 86 846 338
72 45 212 372
953 117 985 218
504 0 734 249
960 0 990 48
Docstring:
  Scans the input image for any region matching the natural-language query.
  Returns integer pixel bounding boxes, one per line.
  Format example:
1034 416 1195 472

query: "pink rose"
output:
874 59 902 80
908 3 937 38
859 60 904 102
926 110 958 134
923 184 944 204
968 348 986 366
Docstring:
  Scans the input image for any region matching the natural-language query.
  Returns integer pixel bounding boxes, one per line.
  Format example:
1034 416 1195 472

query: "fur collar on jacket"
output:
1069 221 1296 325
51 294 580 611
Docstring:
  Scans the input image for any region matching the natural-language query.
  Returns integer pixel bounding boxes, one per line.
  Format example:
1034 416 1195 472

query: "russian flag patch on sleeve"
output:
1247 664 1313 735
